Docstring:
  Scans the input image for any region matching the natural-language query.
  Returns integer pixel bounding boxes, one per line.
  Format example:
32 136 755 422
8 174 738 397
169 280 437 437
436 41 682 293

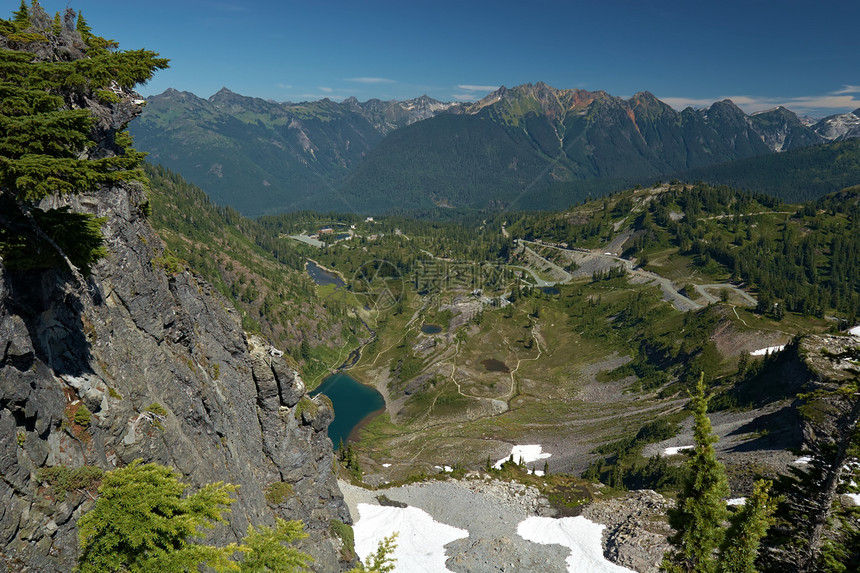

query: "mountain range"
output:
131 83 860 215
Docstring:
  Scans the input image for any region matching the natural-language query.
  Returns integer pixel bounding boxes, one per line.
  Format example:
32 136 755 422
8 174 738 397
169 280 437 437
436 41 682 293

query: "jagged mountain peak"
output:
209 86 237 99
629 91 660 104
749 105 822 152
158 87 203 101
467 82 610 121
812 108 860 141
707 98 746 115
752 105 793 116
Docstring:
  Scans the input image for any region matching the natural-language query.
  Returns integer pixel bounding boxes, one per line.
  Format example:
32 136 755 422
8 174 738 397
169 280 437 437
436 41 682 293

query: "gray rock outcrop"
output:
580 490 672 573
0 41 349 573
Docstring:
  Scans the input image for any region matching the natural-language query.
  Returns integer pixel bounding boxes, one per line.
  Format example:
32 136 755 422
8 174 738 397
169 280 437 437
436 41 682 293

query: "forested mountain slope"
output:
131 88 463 216
677 138 860 203
145 163 367 384
133 82 855 215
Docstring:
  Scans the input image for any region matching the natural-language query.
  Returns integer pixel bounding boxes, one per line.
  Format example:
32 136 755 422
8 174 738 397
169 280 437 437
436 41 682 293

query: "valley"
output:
140 160 860 571
280 183 840 487
1 5 858 570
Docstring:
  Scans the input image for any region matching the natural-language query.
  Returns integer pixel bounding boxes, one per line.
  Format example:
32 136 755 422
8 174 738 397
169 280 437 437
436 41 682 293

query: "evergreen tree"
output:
0 3 167 278
718 479 777 573
11 1 28 30
237 519 313 573
76 460 240 572
77 461 320 573
767 367 860 572
663 373 730 573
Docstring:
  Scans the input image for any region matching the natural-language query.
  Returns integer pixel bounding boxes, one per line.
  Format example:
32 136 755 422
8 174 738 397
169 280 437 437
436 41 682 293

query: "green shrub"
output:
294 396 318 421
37 465 104 501
264 481 294 505
95 89 120 103
73 404 92 427
152 251 186 275
329 519 355 560
145 402 167 416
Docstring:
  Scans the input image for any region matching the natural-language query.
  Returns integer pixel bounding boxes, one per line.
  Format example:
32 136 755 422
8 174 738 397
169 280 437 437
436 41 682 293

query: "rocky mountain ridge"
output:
132 81 858 215
0 182 351 571
812 107 860 141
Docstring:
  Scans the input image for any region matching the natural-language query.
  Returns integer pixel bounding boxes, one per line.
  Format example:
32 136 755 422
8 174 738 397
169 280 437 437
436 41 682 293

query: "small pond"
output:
541 286 560 295
306 260 345 288
481 358 510 373
310 373 384 450
421 323 443 335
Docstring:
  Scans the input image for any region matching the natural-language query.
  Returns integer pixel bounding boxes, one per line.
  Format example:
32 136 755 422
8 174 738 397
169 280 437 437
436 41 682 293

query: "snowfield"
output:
494 444 552 475
849 325 860 337
663 445 693 456
353 503 468 573
517 516 636 573
749 345 785 356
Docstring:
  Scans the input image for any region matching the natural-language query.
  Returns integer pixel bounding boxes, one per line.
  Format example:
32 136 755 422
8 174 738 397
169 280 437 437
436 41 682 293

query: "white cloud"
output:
457 84 500 92
276 83 293 90
346 77 396 84
833 85 860 95
318 86 333 93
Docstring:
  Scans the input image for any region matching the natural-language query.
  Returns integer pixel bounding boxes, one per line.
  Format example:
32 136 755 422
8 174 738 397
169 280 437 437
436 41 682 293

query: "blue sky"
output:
35 0 860 117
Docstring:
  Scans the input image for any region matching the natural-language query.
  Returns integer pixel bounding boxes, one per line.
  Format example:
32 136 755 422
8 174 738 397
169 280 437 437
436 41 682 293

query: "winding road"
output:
516 238 757 312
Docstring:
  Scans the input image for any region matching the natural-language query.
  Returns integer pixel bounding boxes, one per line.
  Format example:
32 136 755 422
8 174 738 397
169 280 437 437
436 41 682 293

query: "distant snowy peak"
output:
399 95 461 124
749 106 823 152
813 109 860 141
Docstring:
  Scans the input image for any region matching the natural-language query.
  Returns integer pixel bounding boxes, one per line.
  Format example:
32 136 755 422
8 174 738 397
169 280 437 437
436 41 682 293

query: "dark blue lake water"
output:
306 260 345 288
310 373 384 450
421 323 443 334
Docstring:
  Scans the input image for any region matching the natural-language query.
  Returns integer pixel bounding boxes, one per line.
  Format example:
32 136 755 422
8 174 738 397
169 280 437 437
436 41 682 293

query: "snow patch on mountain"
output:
813 110 860 141
517 516 636 573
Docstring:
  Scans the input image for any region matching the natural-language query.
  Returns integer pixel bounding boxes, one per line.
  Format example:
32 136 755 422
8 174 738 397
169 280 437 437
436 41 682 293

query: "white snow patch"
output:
846 493 860 505
848 325 860 337
727 498 746 506
434 465 454 472
353 503 468 573
517 516 636 573
750 345 785 356
663 446 694 456
494 444 551 471
793 456 813 465
382 463 391 468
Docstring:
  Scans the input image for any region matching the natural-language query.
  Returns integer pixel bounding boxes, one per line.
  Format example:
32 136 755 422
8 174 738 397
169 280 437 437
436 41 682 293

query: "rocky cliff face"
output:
0 82 349 573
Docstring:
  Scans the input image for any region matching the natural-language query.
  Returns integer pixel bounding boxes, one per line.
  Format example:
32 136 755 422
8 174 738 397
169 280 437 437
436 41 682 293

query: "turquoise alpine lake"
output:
310 373 384 450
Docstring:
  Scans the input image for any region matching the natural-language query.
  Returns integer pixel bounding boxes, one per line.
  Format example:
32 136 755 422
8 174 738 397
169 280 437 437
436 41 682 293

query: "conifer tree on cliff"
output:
0 1 167 280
